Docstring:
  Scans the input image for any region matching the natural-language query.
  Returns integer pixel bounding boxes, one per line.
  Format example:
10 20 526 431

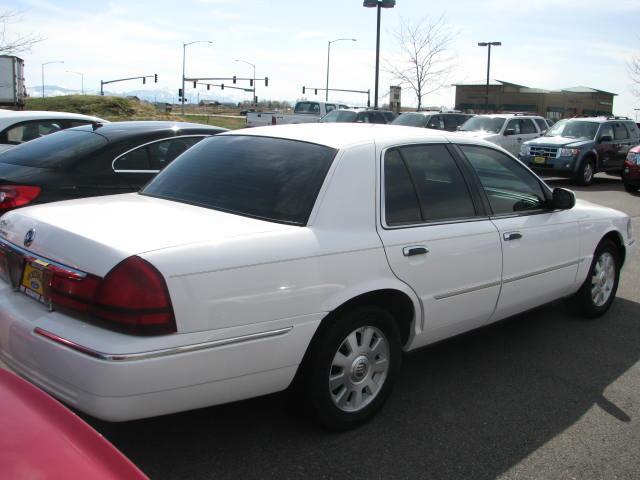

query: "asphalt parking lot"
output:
74 174 637 480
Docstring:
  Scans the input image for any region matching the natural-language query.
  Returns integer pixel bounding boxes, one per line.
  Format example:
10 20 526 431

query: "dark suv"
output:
320 109 396 124
519 116 640 185
391 111 473 132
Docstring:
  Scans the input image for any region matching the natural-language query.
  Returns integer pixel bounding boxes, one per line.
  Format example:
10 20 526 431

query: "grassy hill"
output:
25 95 244 130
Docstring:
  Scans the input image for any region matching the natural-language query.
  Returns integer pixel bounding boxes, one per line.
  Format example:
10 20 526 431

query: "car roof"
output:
70 121 227 141
561 116 633 124
224 123 459 149
475 113 543 119
398 111 467 117
0 110 107 124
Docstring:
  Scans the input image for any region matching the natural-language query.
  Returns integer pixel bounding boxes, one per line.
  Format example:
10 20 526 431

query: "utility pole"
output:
182 40 213 115
478 41 502 112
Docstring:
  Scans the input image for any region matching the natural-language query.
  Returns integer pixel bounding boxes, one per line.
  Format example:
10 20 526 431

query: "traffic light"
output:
265 77 269 87
193 81 197 88
302 86 305 94
178 88 183 98
249 79 253 87
314 89 318 95
143 77 146 84
207 84 210 91
154 74 158 83
233 76 236 84
221 84 224 90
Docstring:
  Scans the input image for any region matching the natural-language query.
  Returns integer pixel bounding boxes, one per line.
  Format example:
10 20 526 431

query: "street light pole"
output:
326 38 357 101
235 59 256 106
363 0 395 110
67 70 84 95
478 41 501 112
182 40 213 115
41 61 64 98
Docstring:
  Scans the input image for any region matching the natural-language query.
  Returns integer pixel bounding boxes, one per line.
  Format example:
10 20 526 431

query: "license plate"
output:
533 156 546 165
20 261 49 305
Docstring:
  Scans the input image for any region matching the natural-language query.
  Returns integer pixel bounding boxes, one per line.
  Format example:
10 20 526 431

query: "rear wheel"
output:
574 158 595 186
567 239 620 318
301 305 402 431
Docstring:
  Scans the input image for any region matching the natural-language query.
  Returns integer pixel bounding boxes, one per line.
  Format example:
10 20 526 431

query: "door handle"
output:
403 246 429 257
503 232 522 241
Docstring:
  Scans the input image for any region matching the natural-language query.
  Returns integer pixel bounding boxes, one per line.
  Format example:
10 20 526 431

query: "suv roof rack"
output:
512 112 536 116
606 115 631 120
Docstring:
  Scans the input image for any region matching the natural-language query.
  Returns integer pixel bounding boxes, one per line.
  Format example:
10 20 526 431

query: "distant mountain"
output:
27 85 239 105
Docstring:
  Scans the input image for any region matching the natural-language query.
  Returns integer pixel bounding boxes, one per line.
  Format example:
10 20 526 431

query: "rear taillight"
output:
49 256 176 335
0 185 41 214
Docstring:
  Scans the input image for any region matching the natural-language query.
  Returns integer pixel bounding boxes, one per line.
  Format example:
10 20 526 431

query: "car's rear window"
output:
141 135 337 225
0 130 107 168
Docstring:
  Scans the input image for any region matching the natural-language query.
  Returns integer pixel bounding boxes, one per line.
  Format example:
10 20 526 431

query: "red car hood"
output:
0 369 147 480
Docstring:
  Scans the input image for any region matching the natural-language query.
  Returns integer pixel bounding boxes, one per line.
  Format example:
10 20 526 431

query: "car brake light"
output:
0 185 41 214
49 256 176 335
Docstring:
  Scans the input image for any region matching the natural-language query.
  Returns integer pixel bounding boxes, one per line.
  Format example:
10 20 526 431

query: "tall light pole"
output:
363 0 395 109
477 41 501 112
182 40 213 115
634 108 639 122
326 38 356 101
41 61 64 98
235 59 256 106
66 70 84 95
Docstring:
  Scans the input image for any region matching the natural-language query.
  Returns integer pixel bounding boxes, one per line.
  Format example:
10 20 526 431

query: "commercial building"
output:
453 80 615 120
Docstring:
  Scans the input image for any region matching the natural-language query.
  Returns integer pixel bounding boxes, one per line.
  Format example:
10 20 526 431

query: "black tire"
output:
623 181 639 194
567 239 620 318
574 157 595 186
300 305 402 431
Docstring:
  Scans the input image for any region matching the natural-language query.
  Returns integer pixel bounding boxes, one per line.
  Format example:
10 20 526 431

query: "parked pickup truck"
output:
246 101 348 127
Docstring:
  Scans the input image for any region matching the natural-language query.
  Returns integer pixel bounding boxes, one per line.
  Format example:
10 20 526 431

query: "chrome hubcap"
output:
591 252 615 307
584 162 594 183
329 326 389 412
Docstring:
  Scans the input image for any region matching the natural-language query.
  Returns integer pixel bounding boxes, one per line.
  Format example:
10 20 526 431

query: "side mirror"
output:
551 187 575 210
504 128 516 136
598 135 612 143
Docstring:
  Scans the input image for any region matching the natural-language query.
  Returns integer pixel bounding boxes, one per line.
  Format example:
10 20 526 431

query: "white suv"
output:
457 113 549 155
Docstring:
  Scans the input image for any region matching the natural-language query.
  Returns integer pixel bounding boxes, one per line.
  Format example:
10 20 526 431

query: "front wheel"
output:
567 239 620 318
574 158 595 186
301 305 402 431
624 181 639 193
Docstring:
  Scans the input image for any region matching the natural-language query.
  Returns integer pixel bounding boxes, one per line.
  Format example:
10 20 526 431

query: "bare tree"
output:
630 54 640 98
0 10 43 55
386 16 456 111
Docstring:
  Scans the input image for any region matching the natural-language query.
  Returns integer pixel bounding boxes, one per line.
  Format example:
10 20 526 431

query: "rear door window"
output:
533 118 547 132
384 144 477 225
520 119 537 134
614 122 629 140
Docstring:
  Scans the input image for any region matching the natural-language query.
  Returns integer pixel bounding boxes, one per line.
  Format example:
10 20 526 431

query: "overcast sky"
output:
8 0 640 117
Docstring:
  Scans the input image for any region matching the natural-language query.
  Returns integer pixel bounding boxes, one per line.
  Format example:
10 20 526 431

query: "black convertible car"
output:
0 121 226 215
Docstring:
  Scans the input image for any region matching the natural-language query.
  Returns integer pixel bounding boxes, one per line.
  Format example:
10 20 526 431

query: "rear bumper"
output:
0 282 322 421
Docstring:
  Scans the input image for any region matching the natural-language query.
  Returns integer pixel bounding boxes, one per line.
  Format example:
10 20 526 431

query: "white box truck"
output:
0 56 26 109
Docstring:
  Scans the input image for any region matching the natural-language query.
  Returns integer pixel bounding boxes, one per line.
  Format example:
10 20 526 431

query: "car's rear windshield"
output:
141 135 337 225
320 110 357 123
392 113 428 127
294 102 321 114
0 130 107 168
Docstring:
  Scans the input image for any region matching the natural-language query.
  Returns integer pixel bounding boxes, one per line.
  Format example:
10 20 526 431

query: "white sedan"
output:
0 124 634 430
0 110 107 153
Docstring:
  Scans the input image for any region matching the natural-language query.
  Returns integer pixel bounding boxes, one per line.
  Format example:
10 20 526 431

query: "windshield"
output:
294 102 321 114
459 117 505 134
0 130 107 169
544 120 599 140
142 135 337 225
391 113 428 127
320 110 357 123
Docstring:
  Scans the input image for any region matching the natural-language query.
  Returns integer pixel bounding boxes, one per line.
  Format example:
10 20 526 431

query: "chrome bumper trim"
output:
34 326 293 362
503 259 581 284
